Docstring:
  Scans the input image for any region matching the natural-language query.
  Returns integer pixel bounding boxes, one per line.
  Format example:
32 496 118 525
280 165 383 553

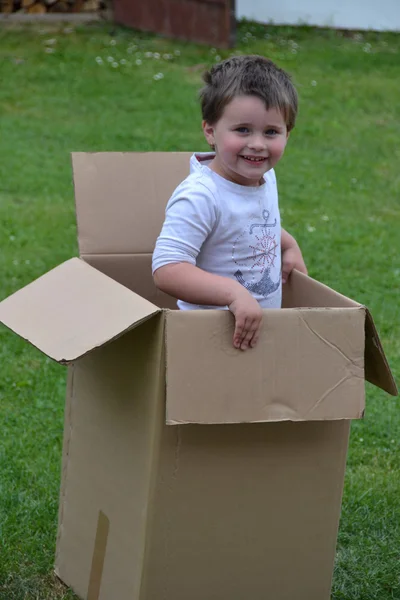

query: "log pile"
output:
0 0 105 13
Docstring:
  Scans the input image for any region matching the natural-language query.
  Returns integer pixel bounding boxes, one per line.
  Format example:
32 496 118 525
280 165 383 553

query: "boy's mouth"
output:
240 155 267 164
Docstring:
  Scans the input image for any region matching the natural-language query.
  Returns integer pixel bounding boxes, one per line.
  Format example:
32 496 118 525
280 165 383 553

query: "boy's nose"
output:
248 135 267 151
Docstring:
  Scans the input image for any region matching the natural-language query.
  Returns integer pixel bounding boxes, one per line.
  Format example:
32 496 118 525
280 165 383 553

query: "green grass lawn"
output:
0 20 399 600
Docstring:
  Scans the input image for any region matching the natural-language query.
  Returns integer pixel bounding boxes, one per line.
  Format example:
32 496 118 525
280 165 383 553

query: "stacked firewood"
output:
0 0 104 12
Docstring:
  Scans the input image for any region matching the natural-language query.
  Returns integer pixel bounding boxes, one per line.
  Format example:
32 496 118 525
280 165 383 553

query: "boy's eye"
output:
265 129 278 136
235 127 249 133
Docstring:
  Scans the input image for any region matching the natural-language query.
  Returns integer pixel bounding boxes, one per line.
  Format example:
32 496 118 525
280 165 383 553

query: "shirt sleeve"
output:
152 180 218 274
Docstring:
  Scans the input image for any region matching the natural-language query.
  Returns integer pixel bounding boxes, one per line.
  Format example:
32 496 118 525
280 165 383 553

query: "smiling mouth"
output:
240 155 267 163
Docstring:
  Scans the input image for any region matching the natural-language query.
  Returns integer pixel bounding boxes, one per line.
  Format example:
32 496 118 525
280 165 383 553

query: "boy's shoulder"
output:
263 168 277 186
171 154 219 199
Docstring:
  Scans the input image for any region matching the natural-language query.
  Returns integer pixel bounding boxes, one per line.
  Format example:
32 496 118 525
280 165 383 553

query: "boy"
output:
152 55 307 351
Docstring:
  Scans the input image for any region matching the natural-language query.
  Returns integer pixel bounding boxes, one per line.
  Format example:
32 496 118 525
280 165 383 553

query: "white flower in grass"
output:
291 49 297 54
321 215 329 221
306 225 316 233
311 80 317 86
120 59 127 65
9 235 15 241
112 62 119 68
107 56 114 62
215 55 221 61
359 438 363 442
45 48 55 54
174 49 181 56
163 53 172 60
363 44 372 53
135 59 142 65
153 72 164 80
145 52 153 58
13 259 19 266
210 47 216 54
44 38 57 45
110 39 117 46
153 52 160 59
95 56 103 64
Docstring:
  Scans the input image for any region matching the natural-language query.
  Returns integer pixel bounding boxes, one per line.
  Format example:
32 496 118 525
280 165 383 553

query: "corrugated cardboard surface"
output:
143 420 351 600
283 270 397 396
165 307 365 424
72 152 191 256
55 321 351 600
55 317 165 600
0 258 160 363
83 253 177 310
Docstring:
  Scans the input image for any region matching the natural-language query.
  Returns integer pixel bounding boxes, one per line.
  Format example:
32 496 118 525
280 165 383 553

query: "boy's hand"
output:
153 263 262 350
228 289 263 351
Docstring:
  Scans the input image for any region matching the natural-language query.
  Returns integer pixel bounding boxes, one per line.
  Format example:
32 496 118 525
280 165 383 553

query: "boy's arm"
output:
154 263 262 351
281 228 308 283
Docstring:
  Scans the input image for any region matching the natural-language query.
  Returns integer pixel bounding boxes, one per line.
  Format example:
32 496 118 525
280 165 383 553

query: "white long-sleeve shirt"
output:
152 153 282 310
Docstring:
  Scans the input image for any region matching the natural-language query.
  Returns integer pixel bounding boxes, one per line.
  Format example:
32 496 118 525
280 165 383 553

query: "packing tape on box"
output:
87 510 110 600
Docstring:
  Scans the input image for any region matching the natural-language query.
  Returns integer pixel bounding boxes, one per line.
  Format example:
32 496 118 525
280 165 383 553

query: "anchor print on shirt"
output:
233 209 281 297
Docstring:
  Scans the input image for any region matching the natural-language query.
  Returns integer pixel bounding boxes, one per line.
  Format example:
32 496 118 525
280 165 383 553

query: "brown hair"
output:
200 55 298 131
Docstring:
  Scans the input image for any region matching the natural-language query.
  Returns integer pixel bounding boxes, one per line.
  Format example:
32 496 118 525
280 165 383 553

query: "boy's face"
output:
202 95 289 187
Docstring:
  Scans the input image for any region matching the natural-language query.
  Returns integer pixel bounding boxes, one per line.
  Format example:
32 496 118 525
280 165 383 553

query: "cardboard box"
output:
0 153 397 600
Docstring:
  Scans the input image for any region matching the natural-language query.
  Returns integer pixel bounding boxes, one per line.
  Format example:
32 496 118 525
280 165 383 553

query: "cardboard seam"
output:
166 415 361 425
138 313 168 600
55 364 75 568
164 314 173 600
87 510 110 600
323 421 352 595
81 252 154 257
162 425 182 600
164 310 172 426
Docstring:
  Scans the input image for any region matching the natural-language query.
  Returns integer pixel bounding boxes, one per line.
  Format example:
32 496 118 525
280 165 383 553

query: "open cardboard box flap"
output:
0 257 160 364
284 270 397 397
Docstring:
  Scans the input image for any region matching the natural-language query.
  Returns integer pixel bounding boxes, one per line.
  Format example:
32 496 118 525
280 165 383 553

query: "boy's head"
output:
200 55 298 131
199 55 298 187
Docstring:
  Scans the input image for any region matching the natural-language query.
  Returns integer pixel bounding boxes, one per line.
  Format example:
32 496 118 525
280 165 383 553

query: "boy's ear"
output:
202 120 215 146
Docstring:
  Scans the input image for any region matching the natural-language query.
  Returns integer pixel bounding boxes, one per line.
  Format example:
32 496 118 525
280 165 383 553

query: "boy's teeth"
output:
243 156 264 162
